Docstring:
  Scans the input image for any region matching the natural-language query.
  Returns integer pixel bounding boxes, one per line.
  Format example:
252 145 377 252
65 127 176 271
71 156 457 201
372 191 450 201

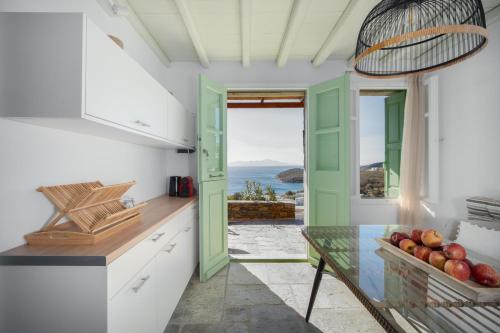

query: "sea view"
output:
228 166 304 195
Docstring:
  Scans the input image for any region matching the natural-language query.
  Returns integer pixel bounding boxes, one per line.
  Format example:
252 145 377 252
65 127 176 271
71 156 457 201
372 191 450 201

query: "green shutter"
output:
198 74 229 282
384 91 406 198
307 74 351 263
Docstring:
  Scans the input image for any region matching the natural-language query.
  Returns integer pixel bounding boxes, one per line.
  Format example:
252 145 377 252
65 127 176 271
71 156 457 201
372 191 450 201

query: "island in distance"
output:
276 168 304 183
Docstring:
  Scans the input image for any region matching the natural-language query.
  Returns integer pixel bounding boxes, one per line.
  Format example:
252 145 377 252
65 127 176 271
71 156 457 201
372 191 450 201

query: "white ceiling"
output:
124 0 500 67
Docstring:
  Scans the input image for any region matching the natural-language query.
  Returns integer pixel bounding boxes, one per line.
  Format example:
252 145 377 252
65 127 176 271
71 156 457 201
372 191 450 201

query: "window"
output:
359 90 406 199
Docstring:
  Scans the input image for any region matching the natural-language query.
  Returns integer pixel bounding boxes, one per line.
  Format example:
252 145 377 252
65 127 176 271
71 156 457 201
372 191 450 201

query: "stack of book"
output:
466 197 500 223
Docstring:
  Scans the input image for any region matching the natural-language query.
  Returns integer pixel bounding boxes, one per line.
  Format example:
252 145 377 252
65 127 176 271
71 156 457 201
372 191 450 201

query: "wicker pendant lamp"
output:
354 0 488 78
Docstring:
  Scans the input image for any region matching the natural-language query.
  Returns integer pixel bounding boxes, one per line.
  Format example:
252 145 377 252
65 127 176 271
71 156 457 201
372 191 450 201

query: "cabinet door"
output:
186 112 196 147
155 232 186 332
109 259 156 333
85 18 167 139
166 93 189 145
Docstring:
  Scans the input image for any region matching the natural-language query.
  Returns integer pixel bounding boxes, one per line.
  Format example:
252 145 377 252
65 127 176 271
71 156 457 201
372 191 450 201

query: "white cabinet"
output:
109 260 156 333
0 12 194 149
85 20 168 139
0 201 199 333
155 231 186 332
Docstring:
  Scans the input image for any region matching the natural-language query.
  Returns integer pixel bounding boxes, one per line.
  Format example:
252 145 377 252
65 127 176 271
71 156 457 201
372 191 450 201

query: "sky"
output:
359 96 385 166
227 96 386 167
228 108 304 166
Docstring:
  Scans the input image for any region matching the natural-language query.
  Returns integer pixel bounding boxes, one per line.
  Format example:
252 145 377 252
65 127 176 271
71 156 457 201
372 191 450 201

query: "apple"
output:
443 243 467 260
429 251 447 271
411 229 423 244
421 229 443 248
399 239 417 254
413 246 432 262
390 232 409 247
464 258 475 270
444 260 471 281
471 264 500 287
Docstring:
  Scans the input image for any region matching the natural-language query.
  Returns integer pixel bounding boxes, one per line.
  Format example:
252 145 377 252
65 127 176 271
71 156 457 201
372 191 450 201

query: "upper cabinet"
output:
0 12 194 149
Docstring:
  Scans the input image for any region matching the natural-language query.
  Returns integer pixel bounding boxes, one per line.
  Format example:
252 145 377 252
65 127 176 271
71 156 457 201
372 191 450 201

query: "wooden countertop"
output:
0 195 198 266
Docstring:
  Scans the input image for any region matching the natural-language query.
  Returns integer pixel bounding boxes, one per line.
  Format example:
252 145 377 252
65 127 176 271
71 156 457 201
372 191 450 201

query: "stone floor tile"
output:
228 263 269 285
222 306 251 322
164 323 180 333
170 296 224 324
225 284 283 306
266 263 316 284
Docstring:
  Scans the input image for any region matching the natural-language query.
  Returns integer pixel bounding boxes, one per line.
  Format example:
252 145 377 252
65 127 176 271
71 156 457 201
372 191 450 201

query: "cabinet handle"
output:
183 138 188 142
151 232 166 242
202 149 209 156
164 243 177 253
132 275 150 293
184 226 192 232
133 120 151 128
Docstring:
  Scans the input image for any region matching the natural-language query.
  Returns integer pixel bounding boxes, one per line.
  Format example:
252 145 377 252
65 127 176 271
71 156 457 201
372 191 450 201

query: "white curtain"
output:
399 74 426 226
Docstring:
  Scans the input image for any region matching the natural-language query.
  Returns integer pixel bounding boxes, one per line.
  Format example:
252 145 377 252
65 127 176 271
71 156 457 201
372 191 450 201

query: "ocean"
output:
228 166 304 195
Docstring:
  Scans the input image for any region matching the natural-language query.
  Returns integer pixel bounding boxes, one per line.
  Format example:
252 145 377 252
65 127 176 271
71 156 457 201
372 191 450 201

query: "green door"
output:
198 74 229 282
307 75 351 262
384 91 406 198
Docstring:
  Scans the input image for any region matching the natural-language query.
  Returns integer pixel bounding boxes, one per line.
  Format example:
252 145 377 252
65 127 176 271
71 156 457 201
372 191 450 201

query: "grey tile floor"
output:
166 263 385 333
228 220 307 259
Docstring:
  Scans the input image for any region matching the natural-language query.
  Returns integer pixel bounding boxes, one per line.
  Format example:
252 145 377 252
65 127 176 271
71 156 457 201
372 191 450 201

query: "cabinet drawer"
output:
107 204 196 299
108 259 156 333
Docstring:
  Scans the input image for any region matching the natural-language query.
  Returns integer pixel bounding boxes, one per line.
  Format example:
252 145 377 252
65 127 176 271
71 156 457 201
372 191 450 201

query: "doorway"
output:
226 90 307 260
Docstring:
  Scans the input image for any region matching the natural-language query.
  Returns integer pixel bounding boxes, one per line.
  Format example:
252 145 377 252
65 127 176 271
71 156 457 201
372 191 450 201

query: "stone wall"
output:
228 201 295 221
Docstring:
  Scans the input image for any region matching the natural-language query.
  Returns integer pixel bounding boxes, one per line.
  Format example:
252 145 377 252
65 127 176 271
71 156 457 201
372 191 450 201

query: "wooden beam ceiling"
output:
228 91 305 99
174 0 210 68
277 0 311 68
228 102 304 109
240 0 252 67
313 0 361 67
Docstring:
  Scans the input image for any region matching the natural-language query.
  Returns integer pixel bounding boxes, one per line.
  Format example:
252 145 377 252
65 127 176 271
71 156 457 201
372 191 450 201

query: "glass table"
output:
302 225 500 333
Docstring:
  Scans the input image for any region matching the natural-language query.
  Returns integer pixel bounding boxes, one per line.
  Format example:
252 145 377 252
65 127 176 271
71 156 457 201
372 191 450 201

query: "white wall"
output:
163 60 348 114
424 20 500 238
0 0 192 252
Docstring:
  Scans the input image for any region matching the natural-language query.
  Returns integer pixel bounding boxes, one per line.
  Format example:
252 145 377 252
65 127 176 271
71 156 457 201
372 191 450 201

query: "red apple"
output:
421 229 443 248
444 260 471 281
413 246 432 262
429 251 447 271
399 239 417 254
443 243 467 260
411 229 423 244
390 232 409 247
471 264 500 287
463 258 475 270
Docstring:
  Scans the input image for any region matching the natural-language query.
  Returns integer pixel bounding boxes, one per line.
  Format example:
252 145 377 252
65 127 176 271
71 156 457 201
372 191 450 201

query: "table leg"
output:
305 257 326 323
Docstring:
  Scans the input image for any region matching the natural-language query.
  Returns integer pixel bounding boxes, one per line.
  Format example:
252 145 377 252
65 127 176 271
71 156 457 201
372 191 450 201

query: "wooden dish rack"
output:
25 181 147 245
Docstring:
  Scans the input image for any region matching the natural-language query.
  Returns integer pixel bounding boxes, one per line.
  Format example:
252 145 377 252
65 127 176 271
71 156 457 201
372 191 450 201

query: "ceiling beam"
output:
174 0 210 68
115 0 171 67
276 0 312 68
312 0 361 67
240 0 252 67
228 102 304 109
228 91 305 99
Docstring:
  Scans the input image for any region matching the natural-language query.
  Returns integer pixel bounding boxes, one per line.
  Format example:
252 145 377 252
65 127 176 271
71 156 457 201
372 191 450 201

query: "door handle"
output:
164 243 177 253
151 232 165 242
132 275 150 293
209 174 224 178
202 148 209 156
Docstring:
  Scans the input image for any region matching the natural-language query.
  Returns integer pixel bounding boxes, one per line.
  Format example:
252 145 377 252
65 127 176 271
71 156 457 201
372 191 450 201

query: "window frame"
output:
350 75 439 206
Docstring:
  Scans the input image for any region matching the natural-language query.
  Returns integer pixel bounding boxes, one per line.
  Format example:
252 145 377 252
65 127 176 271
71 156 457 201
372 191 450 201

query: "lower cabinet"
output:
0 202 198 333
108 206 198 333
109 259 157 333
